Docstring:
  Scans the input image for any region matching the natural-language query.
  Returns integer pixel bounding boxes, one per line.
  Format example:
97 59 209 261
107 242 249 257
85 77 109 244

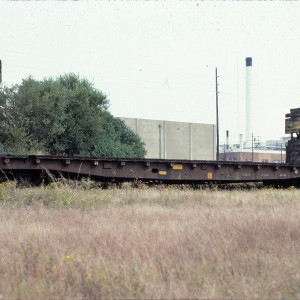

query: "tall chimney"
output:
245 57 252 147
226 130 229 150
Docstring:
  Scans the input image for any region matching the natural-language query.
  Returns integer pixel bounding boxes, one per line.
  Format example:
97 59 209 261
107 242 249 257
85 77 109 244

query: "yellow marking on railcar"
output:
159 170 167 176
172 164 183 170
207 172 213 179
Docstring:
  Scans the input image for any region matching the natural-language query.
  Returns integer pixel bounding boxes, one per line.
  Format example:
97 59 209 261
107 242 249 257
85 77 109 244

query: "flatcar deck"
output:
0 154 299 186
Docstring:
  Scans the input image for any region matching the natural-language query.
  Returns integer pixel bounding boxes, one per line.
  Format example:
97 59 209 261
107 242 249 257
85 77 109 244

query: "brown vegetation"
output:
0 182 300 299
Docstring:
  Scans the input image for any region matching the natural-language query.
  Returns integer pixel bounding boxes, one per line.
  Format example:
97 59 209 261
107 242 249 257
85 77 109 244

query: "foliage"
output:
0 74 146 157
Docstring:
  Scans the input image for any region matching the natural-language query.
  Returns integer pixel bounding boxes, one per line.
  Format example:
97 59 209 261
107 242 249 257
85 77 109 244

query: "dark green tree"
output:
0 74 146 158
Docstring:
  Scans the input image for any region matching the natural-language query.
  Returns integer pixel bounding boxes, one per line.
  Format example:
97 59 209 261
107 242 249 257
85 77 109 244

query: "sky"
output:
1 1 300 145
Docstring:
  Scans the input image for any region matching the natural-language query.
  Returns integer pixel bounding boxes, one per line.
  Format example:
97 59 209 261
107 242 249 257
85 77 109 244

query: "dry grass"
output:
0 182 300 299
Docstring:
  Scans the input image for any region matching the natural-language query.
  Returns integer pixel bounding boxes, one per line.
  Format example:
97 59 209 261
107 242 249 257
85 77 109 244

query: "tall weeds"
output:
0 182 299 298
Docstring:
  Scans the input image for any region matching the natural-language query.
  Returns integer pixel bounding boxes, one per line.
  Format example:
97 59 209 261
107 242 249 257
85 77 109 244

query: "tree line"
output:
0 74 146 158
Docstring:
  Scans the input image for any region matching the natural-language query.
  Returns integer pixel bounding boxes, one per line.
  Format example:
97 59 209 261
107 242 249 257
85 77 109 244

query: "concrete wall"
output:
121 117 216 160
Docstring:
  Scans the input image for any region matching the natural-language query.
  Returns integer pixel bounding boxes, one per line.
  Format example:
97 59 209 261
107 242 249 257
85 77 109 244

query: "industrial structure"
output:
219 57 287 163
286 108 300 164
245 57 253 147
122 57 287 164
122 118 216 161
219 146 286 163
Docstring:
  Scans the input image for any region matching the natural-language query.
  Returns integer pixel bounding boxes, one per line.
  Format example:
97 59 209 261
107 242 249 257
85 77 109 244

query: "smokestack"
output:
245 57 252 147
226 130 229 150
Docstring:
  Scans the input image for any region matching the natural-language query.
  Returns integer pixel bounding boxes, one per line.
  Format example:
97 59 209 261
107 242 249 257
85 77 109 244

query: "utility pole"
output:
216 67 220 161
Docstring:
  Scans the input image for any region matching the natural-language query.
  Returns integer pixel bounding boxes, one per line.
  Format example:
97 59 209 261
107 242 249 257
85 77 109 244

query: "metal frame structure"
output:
0 154 299 186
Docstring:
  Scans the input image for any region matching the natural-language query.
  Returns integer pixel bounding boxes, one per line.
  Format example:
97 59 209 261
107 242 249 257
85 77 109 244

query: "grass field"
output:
0 181 300 299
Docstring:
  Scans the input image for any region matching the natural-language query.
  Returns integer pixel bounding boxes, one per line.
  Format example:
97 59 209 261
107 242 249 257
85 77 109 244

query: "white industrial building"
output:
122 117 216 160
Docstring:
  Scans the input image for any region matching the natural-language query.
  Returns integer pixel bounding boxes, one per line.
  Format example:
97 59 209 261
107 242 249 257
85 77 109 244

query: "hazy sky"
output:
1 1 300 144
